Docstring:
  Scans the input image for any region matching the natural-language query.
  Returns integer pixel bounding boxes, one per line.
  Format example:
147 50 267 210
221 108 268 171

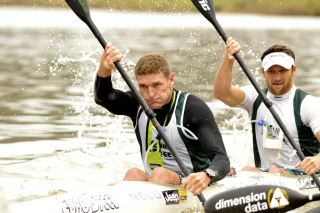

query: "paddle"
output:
190 0 320 190
64 0 207 205
204 184 320 213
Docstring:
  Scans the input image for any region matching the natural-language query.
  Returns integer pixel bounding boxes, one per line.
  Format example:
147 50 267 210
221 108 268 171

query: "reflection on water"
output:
1 7 320 212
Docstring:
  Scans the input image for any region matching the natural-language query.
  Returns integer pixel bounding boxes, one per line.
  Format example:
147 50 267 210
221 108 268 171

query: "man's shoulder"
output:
174 90 203 104
241 84 259 94
184 93 207 105
182 93 213 116
301 92 320 107
294 87 319 102
238 84 260 106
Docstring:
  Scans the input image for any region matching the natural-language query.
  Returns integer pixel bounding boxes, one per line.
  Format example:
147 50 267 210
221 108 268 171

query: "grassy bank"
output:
2 0 320 16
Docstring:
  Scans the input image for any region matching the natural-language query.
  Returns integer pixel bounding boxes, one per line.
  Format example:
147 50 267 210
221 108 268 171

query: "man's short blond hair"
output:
135 54 171 79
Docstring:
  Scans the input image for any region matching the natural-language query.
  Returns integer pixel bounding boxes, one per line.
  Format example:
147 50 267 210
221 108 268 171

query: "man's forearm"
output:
97 63 112 78
94 75 113 103
214 57 234 99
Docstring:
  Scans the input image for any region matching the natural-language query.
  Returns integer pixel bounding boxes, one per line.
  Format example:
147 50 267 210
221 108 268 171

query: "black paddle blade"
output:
204 185 310 213
65 0 91 24
191 0 216 24
65 0 106 48
191 0 228 42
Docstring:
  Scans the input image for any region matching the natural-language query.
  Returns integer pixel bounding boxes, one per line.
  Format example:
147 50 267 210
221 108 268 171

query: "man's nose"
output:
147 87 155 97
273 72 282 80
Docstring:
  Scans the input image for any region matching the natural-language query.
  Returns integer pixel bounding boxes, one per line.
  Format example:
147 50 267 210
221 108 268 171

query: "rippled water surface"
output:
1 7 320 212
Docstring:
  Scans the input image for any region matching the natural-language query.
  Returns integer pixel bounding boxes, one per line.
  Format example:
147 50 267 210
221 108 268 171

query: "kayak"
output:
8 171 319 213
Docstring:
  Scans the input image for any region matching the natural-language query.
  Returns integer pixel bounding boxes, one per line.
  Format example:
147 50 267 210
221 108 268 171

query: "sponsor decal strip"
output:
215 188 290 213
60 193 119 213
162 188 187 205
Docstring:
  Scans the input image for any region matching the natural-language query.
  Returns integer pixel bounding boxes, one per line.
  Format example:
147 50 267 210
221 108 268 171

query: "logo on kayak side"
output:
297 176 317 190
61 193 119 213
214 187 290 213
215 192 269 212
162 189 187 205
267 187 289 209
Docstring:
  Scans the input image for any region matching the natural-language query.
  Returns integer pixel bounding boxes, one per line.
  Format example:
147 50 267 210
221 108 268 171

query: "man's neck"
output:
154 90 176 125
269 85 295 101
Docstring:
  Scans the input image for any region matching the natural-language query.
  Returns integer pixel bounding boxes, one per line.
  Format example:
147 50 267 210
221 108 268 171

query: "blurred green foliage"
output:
2 0 320 16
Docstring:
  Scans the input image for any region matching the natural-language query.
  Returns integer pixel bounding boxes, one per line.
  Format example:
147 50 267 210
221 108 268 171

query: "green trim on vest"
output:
176 92 211 172
252 88 320 167
251 89 268 168
145 91 177 167
293 89 320 156
176 91 189 140
134 108 145 158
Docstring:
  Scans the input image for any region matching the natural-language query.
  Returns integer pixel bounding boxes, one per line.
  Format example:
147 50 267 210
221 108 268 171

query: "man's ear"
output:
292 65 297 75
169 73 174 88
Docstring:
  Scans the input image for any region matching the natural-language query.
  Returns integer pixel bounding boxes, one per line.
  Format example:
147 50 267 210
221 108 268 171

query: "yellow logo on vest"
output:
147 138 163 168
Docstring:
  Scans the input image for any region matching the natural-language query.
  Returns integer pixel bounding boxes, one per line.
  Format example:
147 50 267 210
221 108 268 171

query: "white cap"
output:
262 52 295 71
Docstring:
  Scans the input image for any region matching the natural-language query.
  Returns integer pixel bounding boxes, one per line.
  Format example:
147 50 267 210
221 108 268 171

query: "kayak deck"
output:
8 171 320 213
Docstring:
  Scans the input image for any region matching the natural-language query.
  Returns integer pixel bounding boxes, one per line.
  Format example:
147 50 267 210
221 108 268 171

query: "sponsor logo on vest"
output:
162 190 180 205
199 0 210 11
61 193 119 213
214 188 289 213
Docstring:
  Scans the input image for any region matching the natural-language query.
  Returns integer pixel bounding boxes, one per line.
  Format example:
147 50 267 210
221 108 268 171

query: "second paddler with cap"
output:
213 37 320 176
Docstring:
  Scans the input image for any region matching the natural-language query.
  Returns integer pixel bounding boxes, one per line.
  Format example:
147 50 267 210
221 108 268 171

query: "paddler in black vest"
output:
94 43 230 195
214 37 320 176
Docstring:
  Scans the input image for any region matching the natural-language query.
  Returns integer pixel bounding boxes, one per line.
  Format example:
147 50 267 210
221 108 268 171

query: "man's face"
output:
263 65 296 95
137 72 174 109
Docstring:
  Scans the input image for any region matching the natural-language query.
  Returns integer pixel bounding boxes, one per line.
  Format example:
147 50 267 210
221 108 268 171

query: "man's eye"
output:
154 83 162 88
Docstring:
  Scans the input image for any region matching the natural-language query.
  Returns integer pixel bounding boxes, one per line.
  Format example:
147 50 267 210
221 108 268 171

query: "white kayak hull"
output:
8 171 319 213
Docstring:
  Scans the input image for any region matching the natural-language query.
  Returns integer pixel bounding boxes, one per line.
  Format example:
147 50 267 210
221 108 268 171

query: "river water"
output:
1 6 320 212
